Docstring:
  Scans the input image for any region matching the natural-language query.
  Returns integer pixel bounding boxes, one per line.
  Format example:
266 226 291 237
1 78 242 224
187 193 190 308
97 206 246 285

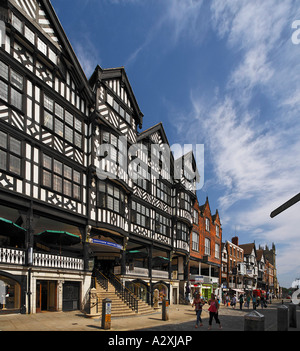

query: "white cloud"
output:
171 0 300 287
73 37 101 78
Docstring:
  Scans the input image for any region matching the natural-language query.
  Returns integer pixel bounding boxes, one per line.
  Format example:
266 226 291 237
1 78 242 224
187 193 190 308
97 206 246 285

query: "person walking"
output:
192 293 204 328
252 295 256 310
246 294 251 309
239 294 244 310
231 295 236 309
260 294 265 309
208 294 222 330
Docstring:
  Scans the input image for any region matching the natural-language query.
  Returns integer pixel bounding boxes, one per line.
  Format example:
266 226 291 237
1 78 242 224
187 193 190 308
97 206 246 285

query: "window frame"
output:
131 200 150 229
41 153 82 201
0 60 24 112
98 181 125 216
0 131 23 178
42 93 83 149
205 237 211 256
192 231 199 251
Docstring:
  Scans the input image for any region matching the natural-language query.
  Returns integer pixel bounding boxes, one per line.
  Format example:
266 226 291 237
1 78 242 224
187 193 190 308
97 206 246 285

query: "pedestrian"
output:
231 295 236 309
226 294 230 307
252 295 256 310
246 295 251 309
239 294 244 310
192 293 204 328
208 293 222 330
261 294 265 309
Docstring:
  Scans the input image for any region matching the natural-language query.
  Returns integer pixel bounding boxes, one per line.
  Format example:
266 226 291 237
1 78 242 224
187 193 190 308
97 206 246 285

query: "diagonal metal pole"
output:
270 193 300 218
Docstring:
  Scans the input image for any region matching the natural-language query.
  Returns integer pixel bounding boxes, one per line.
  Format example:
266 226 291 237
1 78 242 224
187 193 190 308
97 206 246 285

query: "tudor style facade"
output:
0 0 199 314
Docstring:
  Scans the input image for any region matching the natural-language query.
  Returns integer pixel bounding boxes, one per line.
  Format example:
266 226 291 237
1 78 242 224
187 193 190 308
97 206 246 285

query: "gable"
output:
9 0 93 104
10 0 61 48
91 66 143 129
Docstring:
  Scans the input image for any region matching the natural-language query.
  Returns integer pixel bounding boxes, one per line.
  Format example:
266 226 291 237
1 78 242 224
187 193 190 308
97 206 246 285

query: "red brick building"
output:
189 197 222 299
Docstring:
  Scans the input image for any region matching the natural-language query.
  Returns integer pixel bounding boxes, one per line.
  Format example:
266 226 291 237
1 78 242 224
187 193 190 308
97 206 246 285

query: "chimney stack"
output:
232 236 239 246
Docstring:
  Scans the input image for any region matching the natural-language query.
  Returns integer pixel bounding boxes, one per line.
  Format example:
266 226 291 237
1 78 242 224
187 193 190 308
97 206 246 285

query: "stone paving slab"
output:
0 300 299 332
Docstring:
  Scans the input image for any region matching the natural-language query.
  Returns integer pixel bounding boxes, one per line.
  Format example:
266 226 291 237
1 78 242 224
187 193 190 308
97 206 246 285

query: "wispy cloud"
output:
73 36 101 78
171 0 300 286
125 0 206 66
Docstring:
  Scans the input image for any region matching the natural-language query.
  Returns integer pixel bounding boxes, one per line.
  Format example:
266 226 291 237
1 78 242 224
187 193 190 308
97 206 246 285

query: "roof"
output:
239 243 256 256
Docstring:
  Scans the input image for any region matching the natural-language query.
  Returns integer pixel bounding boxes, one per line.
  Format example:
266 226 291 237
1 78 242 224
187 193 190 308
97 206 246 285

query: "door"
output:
63 282 80 311
36 281 57 312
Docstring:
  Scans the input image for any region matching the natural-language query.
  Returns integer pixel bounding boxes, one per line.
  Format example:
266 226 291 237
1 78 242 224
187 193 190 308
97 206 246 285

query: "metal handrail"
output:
93 269 109 291
109 272 139 313
112 272 152 305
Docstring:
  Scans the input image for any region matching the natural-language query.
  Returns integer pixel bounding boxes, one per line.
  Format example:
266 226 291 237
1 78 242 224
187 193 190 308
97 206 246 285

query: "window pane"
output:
114 198 119 212
55 103 63 119
44 95 53 111
99 181 106 193
11 70 23 90
37 38 47 56
54 160 62 175
73 170 80 183
55 118 64 137
0 61 8 80
43 170 51 187
65 111 73 126
0 131 7 148
75 118 82 132
75 133 82 148
107 195 113 210
10 137 21 154
53 175 62 192
25 26 35 44
0 150 7 170
64 165 72 179
9 155 21 175
65 125 73 143
43 155 52 169
12 15 22 32
107 184 113 195
64 179 72 196
11 88 23 110
73 184 80 200
0 81 8 102
44 112 53 129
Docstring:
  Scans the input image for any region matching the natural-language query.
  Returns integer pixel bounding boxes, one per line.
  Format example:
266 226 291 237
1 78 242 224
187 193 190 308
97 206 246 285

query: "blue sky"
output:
52 0 300 288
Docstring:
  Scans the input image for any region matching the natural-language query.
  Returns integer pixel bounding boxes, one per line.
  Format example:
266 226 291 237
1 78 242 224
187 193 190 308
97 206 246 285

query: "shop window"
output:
0 277 21 312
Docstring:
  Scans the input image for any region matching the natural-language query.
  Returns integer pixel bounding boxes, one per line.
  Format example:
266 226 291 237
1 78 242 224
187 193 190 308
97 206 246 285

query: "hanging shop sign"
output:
89 238 123 250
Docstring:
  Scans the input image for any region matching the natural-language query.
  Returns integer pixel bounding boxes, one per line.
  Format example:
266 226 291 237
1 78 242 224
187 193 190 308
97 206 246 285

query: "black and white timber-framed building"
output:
0 0 199 314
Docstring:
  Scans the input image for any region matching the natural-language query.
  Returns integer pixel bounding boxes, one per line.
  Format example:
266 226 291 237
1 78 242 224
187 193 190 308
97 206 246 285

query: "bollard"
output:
289 304 297 328
101 298 112 330
244 310 265 331
277 305 288 331
162 299 169 321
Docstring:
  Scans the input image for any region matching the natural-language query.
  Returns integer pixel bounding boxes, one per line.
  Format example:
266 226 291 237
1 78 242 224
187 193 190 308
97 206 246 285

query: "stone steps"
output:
93 281 154 317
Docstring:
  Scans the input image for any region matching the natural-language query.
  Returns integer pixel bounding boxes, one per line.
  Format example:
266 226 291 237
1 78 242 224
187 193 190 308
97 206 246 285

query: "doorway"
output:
36 281 57 312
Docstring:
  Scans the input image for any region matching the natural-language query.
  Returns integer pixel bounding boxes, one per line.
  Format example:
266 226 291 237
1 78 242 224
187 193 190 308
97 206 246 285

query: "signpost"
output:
270 193 300 218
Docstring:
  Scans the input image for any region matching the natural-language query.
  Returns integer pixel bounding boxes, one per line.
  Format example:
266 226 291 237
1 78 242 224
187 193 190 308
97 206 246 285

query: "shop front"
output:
0 275 22 314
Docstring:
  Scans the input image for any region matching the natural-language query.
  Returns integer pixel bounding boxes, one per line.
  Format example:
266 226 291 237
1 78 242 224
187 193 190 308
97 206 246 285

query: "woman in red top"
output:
208 293 222 330
192 293 205 328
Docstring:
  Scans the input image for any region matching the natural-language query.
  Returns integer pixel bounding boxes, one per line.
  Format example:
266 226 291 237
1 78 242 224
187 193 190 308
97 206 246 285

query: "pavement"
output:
0 299 299 333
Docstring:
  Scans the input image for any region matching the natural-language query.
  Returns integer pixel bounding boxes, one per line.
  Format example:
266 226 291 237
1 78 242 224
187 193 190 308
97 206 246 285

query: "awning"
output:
233 289 244 293
35 230 81 246
0 217 26 245
0 217 26 234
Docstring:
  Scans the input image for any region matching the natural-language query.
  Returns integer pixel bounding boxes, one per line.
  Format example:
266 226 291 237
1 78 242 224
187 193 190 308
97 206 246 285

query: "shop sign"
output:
90 238 123 250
